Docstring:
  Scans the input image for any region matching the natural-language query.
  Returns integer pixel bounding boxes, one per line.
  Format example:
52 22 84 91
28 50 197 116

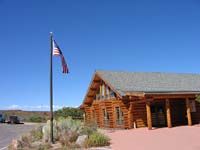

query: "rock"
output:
9 139 19 150
9 138 31 149
31 141 43 147
42 125 49 143
75 135 88 146
51 142 62 149
89 146 112 150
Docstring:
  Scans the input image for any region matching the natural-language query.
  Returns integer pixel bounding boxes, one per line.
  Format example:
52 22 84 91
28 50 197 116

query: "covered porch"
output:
128 93 199 129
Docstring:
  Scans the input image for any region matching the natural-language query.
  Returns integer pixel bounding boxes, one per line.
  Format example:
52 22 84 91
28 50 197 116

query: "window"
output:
116 107 124 126
102 84 104 100
95 84 116 101
106 86 109 99
96 93 100 101
103 109 109 125
110 90 116 99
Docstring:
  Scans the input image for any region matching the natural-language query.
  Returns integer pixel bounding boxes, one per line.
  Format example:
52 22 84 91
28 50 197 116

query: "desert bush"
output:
59 130 79 146
84 132 110 148
80 121 98 136
30 125 43 142
57 117 83 133
29 116 45 122
37 144 51 150
42 119 61 141
18 135 31 149
43 117 83 143
9 117 110 149
61 143 80 150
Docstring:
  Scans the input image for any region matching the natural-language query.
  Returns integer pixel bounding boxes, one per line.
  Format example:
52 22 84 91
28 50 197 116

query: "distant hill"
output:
0 110 50 122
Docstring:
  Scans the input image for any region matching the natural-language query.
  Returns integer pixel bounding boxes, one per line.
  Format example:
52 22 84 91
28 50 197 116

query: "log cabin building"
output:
80 70 200 129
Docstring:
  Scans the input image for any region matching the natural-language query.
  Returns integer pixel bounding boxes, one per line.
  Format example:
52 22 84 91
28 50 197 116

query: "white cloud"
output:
5 104 67 111
6 104 21 109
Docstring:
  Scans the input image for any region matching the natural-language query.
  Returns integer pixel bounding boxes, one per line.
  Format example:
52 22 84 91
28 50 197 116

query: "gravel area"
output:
105 125 200 150
0 123 38 149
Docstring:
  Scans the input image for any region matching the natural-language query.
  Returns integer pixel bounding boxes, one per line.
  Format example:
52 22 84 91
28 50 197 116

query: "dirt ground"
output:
104 125 200 150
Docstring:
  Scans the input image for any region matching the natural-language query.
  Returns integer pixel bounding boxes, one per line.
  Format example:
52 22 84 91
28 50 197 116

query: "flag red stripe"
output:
52 39 69 74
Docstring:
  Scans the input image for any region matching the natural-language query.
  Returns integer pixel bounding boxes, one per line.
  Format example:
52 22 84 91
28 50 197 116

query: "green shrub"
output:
54 107 83 119
84 132 110 148
196 95 200 103
29 116 45 122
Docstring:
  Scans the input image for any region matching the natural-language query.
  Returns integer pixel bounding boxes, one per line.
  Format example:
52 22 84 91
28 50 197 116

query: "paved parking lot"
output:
0 123 37 149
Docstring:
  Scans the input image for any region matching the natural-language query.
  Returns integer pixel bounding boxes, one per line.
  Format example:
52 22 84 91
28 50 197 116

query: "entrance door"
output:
151 104 166 127
171 100 187 126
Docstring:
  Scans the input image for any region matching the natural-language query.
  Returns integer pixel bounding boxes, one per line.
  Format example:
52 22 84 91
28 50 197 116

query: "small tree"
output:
54 107 83 119
195 95 200 103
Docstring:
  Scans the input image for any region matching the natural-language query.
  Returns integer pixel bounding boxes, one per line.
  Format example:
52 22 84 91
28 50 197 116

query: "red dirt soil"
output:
104 125 200 150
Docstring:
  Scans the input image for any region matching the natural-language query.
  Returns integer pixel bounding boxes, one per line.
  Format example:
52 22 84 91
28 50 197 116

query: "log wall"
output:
132 102 147 128
119 101 129 129
83 97 200 129
84 105 92 123
84 99 127 128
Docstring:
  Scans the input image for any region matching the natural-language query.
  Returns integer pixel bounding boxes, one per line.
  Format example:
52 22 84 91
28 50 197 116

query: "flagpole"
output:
50 32 54 144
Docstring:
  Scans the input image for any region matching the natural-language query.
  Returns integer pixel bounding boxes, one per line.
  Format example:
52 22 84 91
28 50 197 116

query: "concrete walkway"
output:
104 125 200 150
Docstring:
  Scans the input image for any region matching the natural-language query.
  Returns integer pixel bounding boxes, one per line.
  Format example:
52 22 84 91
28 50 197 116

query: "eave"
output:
80 71 123 109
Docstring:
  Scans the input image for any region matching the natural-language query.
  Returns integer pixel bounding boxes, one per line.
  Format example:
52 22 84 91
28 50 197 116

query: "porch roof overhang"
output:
125 91 200 97
122 91 200 104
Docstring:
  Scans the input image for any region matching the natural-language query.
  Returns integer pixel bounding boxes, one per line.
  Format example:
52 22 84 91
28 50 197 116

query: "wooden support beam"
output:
104 84 107 100
149 94 196 99
87 95 94 98
90 88 97 91
132 99 153 104
125 92 145 97
93 80 101 83
146 101 152 130
128 102 133 129
107 87 110 100
100 84 102 101
186 98 192 126
165 99 172 128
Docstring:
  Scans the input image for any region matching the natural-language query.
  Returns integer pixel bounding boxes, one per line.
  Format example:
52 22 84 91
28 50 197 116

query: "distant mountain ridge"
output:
0 110 50 122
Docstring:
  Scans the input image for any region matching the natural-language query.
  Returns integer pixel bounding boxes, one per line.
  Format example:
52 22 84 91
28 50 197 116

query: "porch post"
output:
128 102 133 129
146 101 152 130
165 99 172 128
100 84 102 100
186 98 192 126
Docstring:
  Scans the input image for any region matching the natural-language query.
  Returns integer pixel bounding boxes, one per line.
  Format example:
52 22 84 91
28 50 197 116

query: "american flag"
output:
53 39 69 74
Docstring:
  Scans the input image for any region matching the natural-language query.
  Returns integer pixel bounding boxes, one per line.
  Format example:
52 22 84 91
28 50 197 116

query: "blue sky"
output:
0 0 200 110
